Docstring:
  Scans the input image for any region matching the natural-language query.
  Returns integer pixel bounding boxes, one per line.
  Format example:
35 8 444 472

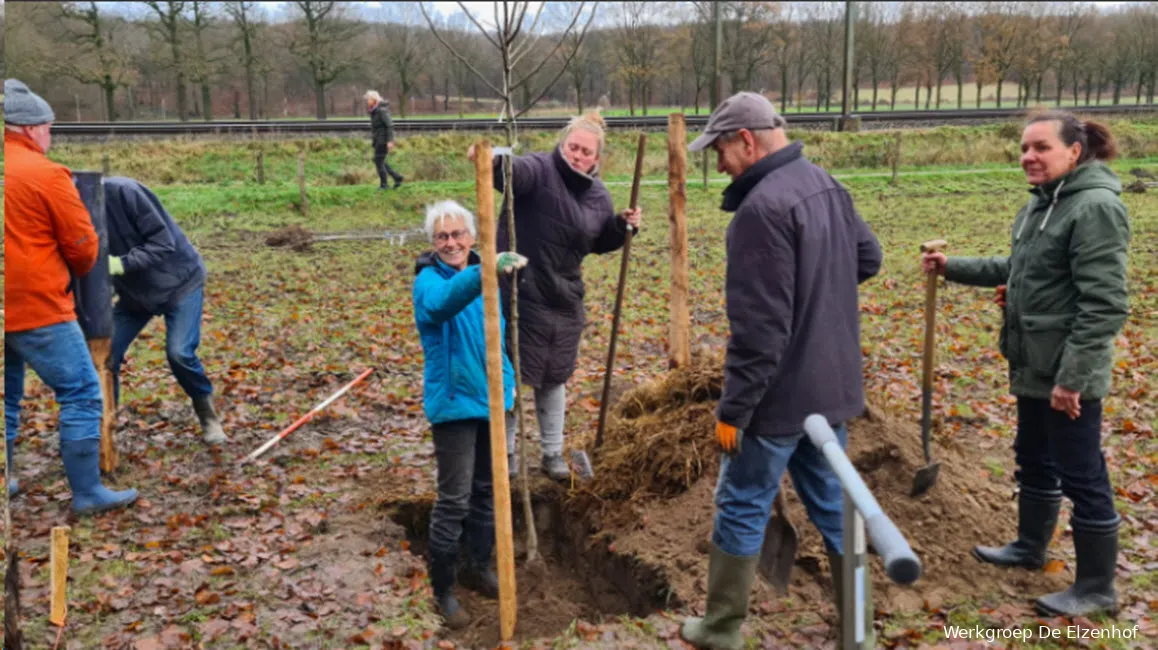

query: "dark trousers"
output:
1014 397 1116 523
429 419 495 562
373 144 402 187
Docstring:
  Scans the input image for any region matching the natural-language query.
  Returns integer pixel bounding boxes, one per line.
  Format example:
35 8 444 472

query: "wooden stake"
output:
87 339 119 473
668 114 690 369
297 150 308 216
474 140 517 642
256 150 265 185
101 154 111 177
891 131 902 185
50 527 70 626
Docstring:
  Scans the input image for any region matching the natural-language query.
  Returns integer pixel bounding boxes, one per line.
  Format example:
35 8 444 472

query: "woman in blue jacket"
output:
412 200 526 628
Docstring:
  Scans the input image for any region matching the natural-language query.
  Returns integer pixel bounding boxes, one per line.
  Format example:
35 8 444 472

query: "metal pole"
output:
840 1 857 129
842 489 871 650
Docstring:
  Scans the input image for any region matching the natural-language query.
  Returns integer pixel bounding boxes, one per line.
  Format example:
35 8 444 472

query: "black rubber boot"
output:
428 551 470 629
1036 516 1120 617
459 522 499 599
680 543 758 650
974 484 1061 569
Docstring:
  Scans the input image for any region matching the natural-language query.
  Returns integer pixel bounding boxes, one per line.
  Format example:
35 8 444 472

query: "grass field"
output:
2 125 1156 648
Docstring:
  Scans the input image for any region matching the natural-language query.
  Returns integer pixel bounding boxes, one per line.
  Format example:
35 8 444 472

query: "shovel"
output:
911 239 947 497
757 489 799 594
592 133 648 456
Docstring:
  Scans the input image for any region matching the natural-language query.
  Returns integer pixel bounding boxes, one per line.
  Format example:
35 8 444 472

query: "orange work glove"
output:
716 420 743 456
995 284 1007 308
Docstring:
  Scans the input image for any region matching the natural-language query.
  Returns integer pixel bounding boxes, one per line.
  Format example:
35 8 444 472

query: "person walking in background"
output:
366 90 404 190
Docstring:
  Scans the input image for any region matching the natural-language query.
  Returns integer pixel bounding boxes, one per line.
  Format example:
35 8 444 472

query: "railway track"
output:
49 104 1157 137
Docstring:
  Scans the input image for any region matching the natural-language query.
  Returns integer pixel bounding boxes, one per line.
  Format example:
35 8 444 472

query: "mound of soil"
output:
266 224 314 251
564 351 1071 613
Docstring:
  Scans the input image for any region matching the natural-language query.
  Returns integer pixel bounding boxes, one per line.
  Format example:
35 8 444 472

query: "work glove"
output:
497 252 528 275
995 284 1007 308
109 256 125 276
716 420 743 456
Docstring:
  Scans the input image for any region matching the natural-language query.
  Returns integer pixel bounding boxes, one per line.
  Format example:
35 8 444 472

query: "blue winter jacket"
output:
104 176 206 315
413 251 515 424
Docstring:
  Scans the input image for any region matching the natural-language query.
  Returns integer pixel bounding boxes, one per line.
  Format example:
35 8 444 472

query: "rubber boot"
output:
60 438 138 515
6 437 18 497
508 453 520 479
192 395 227 445
541 454 569 481
429 551 470 629
974 484 1061 569
460 523 500 599
1036 516 1120 617
680 543 758 650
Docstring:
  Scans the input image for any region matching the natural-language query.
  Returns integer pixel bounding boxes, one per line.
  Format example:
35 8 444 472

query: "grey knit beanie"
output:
4 79 56 125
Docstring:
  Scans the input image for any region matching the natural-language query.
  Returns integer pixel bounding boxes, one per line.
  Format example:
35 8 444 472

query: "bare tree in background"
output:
288 1 363 119
768 5 798 112
187 1 221 120
419 0 598 564
612 2 662 115
973 1 1022 108
144 1 189 121
225 1 263 120
379 4 425 117
56 2 135 121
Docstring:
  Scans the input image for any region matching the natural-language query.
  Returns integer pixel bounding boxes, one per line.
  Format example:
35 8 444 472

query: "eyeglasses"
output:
434 229 470 243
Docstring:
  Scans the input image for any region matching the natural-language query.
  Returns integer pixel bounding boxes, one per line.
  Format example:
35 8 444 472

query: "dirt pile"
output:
565 351 1071 612
265 224 314 251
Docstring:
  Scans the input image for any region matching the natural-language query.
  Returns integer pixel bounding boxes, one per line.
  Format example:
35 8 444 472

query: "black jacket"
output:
104 177 206 315
716 142 882 435
494 147 627 387
370 103 394 147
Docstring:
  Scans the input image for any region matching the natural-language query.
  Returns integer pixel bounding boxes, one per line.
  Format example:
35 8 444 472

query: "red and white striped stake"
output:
243 368 375 463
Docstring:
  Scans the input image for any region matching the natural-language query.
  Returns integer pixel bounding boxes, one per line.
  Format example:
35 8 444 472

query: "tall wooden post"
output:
474 141 517 644
50 527 71 627
668 115 690 369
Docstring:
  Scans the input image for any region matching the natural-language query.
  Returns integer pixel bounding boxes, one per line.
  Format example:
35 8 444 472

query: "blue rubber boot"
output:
6 437 17 497
60 438 138 515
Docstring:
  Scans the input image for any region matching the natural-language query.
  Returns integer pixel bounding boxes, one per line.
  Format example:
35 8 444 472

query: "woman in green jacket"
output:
922 110 1130 618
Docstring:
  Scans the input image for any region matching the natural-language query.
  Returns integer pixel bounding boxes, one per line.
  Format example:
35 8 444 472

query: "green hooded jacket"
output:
945 161 1130 399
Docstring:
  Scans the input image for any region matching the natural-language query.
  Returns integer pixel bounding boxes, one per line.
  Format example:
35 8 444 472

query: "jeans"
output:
1014 397 1116 522
5 320 103 443
712 423 848 557
429 418 495 560
373 144 402 187
110 285 213 405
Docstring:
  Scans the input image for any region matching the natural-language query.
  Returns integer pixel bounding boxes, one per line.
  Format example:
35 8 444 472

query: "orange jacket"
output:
4 130 98 333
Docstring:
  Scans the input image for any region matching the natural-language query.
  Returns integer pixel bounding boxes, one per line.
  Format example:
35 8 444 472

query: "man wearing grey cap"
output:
4 78 140 514
681 92 882 650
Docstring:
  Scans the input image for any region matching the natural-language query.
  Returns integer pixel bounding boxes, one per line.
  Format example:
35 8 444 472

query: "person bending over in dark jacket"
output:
104 176 225 446
366 90 403 190
679 92 882 650
466 111 642 481
923 110 1129 618
413 199 527 629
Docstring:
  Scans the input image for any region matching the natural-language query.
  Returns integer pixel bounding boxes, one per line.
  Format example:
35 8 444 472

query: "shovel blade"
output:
910 462 942 497
758 495 798 594
569 449 594 481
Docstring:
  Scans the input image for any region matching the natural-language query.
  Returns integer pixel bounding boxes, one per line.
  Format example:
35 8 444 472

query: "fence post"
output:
297 150 308 216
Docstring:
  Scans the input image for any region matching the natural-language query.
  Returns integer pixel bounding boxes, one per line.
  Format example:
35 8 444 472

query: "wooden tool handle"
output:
595 134 647 451
919 240 946 393
475 141 517 641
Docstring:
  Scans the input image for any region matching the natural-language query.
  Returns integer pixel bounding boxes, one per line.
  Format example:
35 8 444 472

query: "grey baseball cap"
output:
4 78 56 125
688 91 786 152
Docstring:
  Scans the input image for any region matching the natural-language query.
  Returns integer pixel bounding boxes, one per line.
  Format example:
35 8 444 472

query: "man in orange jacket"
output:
4 78 138 515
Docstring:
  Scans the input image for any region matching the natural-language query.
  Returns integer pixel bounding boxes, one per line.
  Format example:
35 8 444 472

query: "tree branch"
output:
514 3 599 118
511 2 594 92
450 0 500 51
418 2 505 97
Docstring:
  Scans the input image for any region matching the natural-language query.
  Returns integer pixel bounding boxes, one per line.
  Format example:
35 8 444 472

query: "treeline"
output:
2 1 1156 122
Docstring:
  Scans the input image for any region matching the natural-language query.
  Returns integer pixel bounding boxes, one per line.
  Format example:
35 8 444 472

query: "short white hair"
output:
424 200 477 241
364 90 382 104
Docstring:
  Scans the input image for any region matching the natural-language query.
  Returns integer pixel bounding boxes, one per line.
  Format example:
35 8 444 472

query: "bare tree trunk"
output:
976 78 983 108
202 84 212 121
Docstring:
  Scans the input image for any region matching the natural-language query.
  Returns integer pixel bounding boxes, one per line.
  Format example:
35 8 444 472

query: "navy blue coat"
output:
103 177 206 315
